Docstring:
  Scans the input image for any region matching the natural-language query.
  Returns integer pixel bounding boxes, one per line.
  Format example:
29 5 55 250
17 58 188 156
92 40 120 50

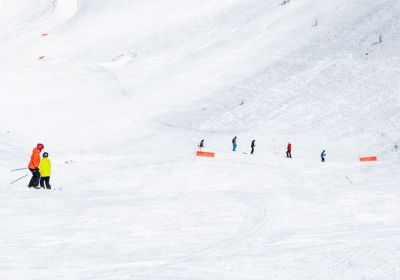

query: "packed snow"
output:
1 0 400 279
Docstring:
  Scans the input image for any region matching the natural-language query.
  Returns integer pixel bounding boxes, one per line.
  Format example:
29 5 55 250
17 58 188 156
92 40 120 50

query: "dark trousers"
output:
29 168 40 187
251 147 254 154
40 177 51 189
321 157 325 162
286 151 292 158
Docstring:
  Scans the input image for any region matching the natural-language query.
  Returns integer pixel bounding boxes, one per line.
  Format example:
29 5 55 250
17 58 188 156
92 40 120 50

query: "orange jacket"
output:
28 148 41 169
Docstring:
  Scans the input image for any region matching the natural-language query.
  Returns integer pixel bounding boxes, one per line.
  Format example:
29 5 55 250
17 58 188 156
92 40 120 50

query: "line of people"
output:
27 143 52 189
199 138 327 162
26 139 325 189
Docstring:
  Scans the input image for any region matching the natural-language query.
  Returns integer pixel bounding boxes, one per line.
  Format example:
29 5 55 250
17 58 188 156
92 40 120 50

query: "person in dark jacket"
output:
286 142 292 158
28 143 44 188
321 150 326 162
250 140 256 155
232 136 237 151
198 139 204 150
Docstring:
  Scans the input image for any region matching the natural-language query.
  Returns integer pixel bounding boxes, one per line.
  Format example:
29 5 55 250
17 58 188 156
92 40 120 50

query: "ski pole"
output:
10 167 28 172
10 174 28 185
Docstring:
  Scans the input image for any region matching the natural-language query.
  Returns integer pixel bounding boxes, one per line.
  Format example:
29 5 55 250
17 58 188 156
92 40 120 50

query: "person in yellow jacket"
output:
39 152 51 189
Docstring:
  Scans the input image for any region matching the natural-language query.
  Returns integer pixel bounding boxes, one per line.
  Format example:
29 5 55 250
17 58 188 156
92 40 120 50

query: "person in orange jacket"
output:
28 143 44 188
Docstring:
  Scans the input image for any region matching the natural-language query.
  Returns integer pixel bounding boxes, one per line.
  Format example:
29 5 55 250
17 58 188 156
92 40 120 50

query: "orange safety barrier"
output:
196 151 215 158
38 56 45 60
360 156 378 162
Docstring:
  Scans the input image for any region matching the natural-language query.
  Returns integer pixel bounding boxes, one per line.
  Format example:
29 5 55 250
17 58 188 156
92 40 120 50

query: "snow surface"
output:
1 0 400 279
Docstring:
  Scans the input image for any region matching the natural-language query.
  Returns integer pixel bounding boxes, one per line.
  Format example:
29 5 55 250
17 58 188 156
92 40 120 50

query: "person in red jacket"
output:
28 143 44 188
286 142 292 158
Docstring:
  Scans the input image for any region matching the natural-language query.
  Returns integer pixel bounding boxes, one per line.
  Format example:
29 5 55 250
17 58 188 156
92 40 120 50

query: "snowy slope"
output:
1 0 400 279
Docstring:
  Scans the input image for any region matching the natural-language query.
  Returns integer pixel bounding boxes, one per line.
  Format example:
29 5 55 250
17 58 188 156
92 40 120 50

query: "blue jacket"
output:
321 151 326 157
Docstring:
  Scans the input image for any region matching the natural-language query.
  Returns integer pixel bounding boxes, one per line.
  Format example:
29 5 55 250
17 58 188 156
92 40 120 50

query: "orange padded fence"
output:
196 151 215 158
359 156 377 162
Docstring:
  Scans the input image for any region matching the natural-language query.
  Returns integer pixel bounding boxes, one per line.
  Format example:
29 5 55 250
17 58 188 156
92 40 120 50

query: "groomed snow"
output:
1 0 400 279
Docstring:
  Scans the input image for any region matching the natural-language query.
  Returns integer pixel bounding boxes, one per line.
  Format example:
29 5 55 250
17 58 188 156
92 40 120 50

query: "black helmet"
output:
43 152 49 158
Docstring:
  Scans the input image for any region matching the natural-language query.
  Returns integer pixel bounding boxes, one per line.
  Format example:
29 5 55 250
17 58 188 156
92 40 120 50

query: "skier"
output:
286 142 292 158
250 140 256 155
39 152 51 189
232 136 237 151
28 143 44 188
198 139 204 150
321 150 326 162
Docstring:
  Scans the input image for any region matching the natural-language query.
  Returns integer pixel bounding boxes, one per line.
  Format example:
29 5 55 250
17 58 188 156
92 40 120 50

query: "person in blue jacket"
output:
321 150 326 162
232 136 237 151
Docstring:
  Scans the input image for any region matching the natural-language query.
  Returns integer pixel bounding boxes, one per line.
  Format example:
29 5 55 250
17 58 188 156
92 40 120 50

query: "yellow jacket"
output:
39 158 51 177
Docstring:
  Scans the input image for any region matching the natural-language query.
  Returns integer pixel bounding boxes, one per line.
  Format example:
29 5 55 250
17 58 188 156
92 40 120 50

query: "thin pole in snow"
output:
10 174 28 185
345 176 354 185
10 167 28 172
